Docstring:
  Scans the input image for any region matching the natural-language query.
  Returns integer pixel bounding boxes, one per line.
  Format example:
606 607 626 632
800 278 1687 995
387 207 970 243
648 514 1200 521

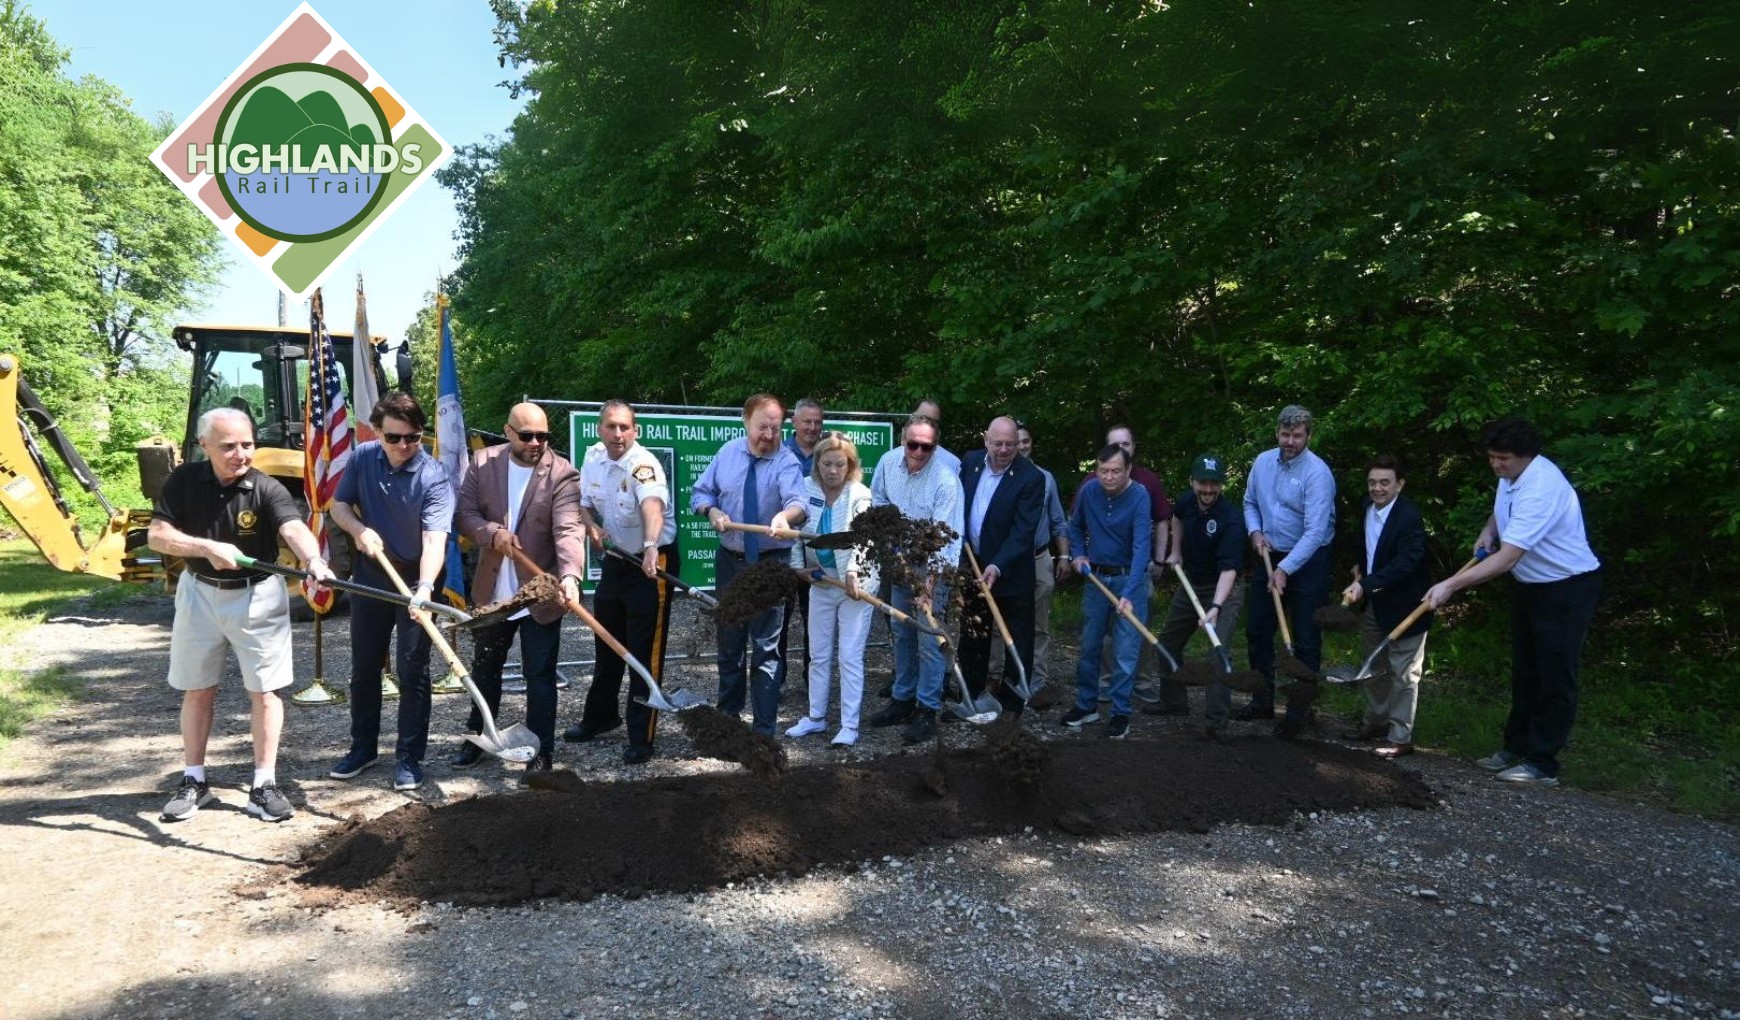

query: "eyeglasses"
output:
905 441 936 453
515 429 552 443
381 431 421 446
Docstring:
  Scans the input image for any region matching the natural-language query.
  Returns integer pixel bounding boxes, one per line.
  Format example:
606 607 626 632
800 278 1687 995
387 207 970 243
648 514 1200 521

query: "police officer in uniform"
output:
150 408 333 824
565 399 679 764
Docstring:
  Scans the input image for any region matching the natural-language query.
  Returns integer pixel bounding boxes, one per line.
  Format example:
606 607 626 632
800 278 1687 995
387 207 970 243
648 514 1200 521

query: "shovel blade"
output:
943 697 1000 725
466 724 542 763
1324 643 1387 684
634 686 711 713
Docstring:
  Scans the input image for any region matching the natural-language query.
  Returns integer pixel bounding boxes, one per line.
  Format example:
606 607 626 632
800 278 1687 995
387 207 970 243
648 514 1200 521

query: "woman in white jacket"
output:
787 434 876 745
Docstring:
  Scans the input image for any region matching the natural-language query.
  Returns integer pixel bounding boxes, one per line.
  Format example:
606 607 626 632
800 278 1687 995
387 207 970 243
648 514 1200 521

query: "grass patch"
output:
0 537 133 752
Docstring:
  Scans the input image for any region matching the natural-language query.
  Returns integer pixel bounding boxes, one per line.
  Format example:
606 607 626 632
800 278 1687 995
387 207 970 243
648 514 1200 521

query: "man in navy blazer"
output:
958 416 1045 714
1340 454 1434 757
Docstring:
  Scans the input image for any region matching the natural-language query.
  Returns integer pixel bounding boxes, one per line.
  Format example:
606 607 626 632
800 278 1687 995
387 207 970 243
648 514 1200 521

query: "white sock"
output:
184 765 205 783
253 767 275 788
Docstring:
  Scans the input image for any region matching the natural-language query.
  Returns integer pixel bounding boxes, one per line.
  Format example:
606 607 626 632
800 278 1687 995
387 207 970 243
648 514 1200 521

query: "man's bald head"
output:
504 402 552 466
985 415 1019 471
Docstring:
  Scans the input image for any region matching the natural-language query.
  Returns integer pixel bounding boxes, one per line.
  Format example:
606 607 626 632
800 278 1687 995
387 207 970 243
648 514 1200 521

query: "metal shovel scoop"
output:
923 603 1000 725
369 552 542 763
1324 552 1483 684
964 544 1033 702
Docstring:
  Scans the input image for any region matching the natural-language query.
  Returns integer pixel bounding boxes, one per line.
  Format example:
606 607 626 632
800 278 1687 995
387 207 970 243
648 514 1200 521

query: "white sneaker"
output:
830 728 859 746
785 716 828 738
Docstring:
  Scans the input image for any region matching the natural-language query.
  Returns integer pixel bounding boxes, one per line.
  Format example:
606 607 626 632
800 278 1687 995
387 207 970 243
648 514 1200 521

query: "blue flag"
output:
435 295 469 609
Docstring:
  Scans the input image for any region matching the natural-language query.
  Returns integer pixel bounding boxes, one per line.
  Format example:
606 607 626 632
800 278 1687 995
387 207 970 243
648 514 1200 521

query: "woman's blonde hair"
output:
811 433 862 483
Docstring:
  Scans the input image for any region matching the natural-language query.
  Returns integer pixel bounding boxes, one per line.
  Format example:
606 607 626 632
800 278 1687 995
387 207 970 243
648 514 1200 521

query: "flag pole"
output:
292 288 345 706
430 282 467 695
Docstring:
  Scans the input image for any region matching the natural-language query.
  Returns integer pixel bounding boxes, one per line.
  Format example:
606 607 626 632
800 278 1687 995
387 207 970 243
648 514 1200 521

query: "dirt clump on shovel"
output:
293 733 1436 910
713 559 807 627
469 572 566 621
676 705 788 781
811 505 957 590
1314 603 1364 632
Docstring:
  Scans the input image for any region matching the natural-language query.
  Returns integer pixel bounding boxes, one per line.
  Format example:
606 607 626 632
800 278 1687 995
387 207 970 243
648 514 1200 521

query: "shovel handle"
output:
368 552 504 742
810 571 941 636
718 520 804 541
1383 553 1483 642
963 545 1020 651
1084 570 1161 647
1170 562 1226 652
1259 546 1296 652
601 540 716 605
235 554 469 623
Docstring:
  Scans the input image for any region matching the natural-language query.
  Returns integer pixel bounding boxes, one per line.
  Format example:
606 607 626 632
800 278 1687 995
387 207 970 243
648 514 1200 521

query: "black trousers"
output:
1506 569 1600 777
580 545 675 750
959 581 1035 715
468 612 562 758
348 558 439 764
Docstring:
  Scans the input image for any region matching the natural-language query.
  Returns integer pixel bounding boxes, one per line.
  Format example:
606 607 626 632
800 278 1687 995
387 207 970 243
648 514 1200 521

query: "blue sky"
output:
56 1 525 345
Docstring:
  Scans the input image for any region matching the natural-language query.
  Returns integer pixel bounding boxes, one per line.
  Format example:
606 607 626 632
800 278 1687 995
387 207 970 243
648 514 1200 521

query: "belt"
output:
1034 547 1050 558
720 547 745 561
191 572 269 591
1090 564 1128 576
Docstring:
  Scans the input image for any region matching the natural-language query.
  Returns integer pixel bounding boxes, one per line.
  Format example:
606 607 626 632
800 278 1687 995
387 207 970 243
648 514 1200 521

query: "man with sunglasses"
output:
567 399 679 764
328 392 455 791
866 413 965 743
451 402 584 773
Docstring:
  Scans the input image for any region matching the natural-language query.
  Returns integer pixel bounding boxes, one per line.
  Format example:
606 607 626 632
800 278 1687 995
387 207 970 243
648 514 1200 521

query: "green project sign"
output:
566 410 895 590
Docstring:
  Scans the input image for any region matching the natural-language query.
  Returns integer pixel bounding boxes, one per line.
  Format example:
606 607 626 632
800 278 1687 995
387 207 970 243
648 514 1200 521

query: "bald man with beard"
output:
450 402 585 773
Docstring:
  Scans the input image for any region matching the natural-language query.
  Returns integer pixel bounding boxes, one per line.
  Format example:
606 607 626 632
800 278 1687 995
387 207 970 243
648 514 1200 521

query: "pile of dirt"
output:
293 734 1436 909
675 706 788 781
1278 652 1321 684
810 504 957 591
713 559 808 626
469 572 566 621
1314 603 1364 632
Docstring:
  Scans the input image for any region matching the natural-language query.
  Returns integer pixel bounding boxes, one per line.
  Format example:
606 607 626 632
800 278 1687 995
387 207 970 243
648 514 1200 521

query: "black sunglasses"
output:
381 431 421 445
515 429 552 443
905 440 936 452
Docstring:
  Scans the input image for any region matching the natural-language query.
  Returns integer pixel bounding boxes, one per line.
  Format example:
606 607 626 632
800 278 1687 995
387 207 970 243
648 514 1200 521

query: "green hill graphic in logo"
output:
213 64 394 242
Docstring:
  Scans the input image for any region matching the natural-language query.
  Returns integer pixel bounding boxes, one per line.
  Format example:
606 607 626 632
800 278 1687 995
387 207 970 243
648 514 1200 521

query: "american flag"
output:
302 288 352 613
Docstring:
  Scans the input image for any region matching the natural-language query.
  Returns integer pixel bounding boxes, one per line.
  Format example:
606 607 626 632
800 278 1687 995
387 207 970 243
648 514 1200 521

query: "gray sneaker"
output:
1495 763 1559 787
1132 680 1161 705
247 783 295 822
161 775 212 822
1476 749 1524 772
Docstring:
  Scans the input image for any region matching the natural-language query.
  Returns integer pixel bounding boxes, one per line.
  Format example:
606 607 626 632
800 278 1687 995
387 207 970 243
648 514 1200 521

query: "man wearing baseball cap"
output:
1153 454 1248 734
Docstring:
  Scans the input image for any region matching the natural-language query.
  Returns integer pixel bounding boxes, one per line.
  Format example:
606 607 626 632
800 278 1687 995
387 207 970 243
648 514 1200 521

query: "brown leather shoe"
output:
1373 741 1414 759
1340 723 1385 742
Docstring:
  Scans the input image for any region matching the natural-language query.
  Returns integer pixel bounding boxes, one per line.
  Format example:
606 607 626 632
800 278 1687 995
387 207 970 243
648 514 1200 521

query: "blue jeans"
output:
1076 573 1147 717
714 551 787 735
1245 544 1331 722
890 582 951 710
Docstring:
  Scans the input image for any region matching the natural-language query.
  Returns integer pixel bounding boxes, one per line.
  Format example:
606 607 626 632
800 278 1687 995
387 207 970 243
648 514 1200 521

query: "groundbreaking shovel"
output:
806 571 945 637
924 601 1000 725
1258 546 1297 659
369 552 543 764
963 544 1033 702
504 547 708 713
236 555 471 626
600 539 719 610
1082 569 1182 673
1170 562 1236 674
1324 552 1484 684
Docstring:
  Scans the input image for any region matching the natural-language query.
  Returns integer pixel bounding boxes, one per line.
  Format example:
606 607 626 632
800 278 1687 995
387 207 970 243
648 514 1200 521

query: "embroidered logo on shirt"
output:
632 465 656 483
1205 519 1218 536
236 510 258 534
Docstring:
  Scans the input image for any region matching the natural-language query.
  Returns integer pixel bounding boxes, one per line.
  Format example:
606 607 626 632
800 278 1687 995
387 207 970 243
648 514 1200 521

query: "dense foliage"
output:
442 0 1738 668
0 3 223 517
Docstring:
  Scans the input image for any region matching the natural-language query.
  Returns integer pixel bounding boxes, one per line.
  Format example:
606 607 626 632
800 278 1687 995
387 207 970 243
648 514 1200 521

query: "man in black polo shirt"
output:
1151 454 1247 734
149 408 332 824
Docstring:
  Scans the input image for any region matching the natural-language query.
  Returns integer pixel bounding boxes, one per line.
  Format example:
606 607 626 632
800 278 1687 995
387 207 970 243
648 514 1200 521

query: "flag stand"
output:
291 612 346 706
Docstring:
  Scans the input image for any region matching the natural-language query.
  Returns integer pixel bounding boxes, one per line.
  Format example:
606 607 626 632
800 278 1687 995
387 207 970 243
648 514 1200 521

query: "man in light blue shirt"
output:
1241 404 1336 736
914 398 962 475
865 413 963 744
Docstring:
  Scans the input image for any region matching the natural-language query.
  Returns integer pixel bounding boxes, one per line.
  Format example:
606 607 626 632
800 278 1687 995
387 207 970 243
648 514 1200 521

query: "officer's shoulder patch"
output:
632 465 657 483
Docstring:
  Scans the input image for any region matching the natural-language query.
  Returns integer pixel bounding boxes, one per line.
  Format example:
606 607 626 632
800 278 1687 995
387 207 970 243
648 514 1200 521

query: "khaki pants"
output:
1359 606 1428 743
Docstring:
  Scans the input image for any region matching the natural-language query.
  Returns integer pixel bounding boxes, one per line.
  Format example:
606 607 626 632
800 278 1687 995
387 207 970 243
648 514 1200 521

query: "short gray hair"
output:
793 398 823 416
197 407 253 440
1277 405 1314 432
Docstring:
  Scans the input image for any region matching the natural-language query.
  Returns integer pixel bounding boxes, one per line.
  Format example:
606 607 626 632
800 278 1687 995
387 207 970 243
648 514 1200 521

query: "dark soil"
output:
1278 651 1321 683
292 732 1436 910
675 706 789 781
1314 604 1363 632
814 504 957 590
713 559 808 627
466 572 565 625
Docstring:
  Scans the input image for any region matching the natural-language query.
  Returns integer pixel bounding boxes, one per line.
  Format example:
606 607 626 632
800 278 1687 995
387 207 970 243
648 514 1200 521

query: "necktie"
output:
743 454 761 563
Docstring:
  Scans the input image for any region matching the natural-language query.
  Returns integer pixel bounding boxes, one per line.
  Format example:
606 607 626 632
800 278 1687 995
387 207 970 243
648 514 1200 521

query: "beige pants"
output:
168 576 295 693
1359 605 1428 743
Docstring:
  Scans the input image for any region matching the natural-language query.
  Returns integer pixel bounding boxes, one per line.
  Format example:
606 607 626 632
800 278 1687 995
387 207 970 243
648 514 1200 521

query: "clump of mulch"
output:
810 505 958 590
714 559 808 627
468 572 566 622
1278 652 1320 683
525 769 586 795
981 715 1050 787
676 706 788 781
1315 603 1363 632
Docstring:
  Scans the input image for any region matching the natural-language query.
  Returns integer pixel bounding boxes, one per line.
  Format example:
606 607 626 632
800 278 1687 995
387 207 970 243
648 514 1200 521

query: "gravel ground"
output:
0 588 1735 1019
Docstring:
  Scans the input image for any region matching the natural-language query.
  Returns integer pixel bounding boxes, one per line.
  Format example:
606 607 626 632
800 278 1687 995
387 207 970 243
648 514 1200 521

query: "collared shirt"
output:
789 478 876 585
1243 446 1336 575
335 441 454 564
1037 466 1067 551
1066 478 1152 600
967 458 1010 547
152 463 301 580
870 447 964 571
783 435 816 477
1365 499 1395 575
933 444 962 476
1176 493 1246 585
581 441 677 549
1496 455 1600 583
690 437 806 554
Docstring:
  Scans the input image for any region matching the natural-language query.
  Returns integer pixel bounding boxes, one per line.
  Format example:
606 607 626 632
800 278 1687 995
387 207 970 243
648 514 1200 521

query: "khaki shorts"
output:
167 576 295 694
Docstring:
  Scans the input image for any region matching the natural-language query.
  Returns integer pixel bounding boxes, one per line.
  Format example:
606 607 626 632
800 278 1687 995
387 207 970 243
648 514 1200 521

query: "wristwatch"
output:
641 540 658 551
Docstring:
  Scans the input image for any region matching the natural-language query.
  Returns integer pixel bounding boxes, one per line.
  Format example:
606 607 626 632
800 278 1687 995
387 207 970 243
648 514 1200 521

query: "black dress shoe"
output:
563 718 623 742
900 707 937 744
622 745 654 765
447 742 485 769
524 752 553 772
867 698 915 728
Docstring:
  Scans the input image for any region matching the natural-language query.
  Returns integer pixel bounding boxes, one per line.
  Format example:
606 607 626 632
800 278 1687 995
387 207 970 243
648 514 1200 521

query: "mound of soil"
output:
294 733 1435 909
676 706 788 781
714 559 808 626
1314 604 1364 632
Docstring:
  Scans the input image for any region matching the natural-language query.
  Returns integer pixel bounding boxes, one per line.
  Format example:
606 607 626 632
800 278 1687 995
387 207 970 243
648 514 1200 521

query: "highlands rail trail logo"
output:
150 4 450 300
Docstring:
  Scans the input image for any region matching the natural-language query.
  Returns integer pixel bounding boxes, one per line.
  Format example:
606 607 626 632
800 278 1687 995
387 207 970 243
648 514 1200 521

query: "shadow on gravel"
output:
294 725 1436 909
0 789 285 866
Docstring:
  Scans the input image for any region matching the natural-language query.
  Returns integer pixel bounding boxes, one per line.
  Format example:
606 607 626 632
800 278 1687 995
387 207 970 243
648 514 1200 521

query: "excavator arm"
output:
0 354 156 582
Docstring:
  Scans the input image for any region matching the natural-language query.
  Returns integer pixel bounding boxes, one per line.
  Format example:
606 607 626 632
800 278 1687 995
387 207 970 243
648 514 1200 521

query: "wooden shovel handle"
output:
369 552 469 680
1084 569 1161 648
1259 545 1295 649
963 545 1019 650
718 520 804 541
1170 562 1227 652
1385 554 1482 642
505 546 637 665
809 570 936 634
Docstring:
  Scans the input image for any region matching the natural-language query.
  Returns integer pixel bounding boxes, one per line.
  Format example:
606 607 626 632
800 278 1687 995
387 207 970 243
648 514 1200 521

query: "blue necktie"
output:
743 455 761 563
